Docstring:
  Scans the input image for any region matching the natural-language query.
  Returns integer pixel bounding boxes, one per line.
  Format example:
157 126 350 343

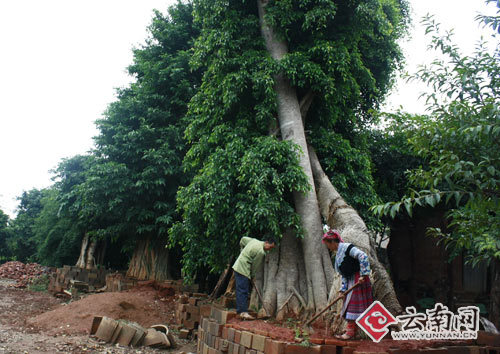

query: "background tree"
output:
0 209 12 262
90 1 201 279
374 2 500 326
31 188 81 267
8 189 46 262
171 0 409 315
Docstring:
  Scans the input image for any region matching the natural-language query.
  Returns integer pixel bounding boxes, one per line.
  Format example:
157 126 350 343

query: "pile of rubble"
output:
0 261 51 288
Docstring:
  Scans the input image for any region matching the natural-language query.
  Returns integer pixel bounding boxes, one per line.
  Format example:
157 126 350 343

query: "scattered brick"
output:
179 329 190 339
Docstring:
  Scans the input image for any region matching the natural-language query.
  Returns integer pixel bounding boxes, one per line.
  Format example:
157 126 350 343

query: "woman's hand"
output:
358 275 368 284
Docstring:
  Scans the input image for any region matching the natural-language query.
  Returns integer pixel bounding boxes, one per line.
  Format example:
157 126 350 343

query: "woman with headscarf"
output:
322 229 374 339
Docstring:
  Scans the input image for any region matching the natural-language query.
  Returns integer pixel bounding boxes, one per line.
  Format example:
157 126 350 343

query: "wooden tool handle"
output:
305 282 361 327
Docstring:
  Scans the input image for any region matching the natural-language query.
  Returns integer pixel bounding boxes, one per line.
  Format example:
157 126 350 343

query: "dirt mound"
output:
27 285 177 336
0 261 50 288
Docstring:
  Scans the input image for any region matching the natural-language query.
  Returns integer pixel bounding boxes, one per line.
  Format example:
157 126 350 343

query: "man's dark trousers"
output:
234 271 250 314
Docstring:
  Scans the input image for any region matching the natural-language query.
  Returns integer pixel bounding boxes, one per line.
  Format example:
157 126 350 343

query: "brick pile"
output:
176 293 212 338
196 306 500 354
105 272 138 292
0 261 50 288
48 265 110 294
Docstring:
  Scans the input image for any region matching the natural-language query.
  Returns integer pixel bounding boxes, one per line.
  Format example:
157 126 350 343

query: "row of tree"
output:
0 0 497 322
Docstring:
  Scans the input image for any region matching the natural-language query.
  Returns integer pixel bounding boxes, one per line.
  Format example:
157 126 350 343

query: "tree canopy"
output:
373 4 500 265
171 0 409 276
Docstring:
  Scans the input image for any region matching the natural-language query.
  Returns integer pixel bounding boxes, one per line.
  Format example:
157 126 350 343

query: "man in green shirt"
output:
232 236 276 320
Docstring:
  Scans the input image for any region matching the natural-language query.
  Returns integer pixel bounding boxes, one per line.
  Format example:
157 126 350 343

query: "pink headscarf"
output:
322 229 343 243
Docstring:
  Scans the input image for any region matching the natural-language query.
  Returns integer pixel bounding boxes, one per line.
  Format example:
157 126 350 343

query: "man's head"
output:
263 236 277 251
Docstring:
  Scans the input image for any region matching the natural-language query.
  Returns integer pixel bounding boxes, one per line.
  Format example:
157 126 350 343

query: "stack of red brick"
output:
196 305 500 354
176 293 212 338
0 261 49 288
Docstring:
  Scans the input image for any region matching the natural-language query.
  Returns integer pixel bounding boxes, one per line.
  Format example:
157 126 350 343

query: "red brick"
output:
251 334 266 352
342 348 356 354
220 339 229 352
310 338 324 345
234 330 242 344
285 343 321 353
179 328 190 339
419 348 449 354
222 327 229 340
210 321 223 336
201 305 213 318
208 347 217 354
186 304 200 315
183 318 199 329
444 346 481 354
202 318 210 331
215 337 221 350
477 332 500 347
240 331 253 348
228 328 236 342
265 339 286 354
387 350 420 354
325 338 353 347
321 345 337 354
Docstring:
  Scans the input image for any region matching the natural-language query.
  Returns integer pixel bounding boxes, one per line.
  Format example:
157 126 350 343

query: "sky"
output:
0 0 496 217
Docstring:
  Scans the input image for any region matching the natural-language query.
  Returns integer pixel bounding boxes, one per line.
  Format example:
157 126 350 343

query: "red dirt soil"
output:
28 285 177 336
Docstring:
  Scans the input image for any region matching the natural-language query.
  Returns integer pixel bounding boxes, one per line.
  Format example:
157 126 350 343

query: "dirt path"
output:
0 279 197 353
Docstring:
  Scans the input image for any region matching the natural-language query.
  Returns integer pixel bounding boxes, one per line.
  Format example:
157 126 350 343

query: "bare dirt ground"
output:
0 279 197 354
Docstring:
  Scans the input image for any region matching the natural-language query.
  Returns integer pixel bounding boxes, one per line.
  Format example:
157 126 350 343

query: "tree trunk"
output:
75 233 90 268
490 258 500 329
126 237 171 281
255 0 401 317
309 146 403 315
85 239 97 270
257 0 332 312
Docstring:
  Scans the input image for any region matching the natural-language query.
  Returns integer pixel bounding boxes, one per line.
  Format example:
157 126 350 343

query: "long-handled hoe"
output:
303 282 361 334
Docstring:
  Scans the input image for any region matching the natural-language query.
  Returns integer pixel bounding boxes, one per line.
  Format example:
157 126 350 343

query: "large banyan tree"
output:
171 0 409 316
